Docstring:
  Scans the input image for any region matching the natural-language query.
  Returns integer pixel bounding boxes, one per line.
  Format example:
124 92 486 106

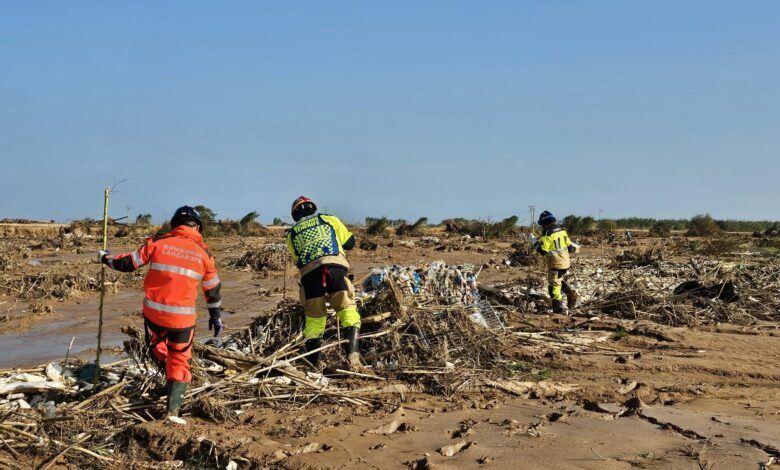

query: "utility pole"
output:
528 206 536 235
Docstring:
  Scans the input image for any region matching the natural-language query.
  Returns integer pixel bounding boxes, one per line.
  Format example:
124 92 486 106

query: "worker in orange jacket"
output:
99 206 223 416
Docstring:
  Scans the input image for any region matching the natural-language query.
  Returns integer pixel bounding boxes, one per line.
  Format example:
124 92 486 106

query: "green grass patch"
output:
533 368 552 381
612 327 630 341
508 361 552 381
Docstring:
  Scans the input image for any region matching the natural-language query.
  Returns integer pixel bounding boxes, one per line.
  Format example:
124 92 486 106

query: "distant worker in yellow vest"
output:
286 196 362 369
528 211 579 313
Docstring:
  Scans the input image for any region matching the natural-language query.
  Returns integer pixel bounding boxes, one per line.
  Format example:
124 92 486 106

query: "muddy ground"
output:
1 223 779 469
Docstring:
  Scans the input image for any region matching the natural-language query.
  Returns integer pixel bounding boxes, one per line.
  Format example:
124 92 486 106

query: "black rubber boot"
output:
552 300 564 314
305 338 323 368
562 283 578 310
167 381 188 416
566 290 578 310
342 326 362 370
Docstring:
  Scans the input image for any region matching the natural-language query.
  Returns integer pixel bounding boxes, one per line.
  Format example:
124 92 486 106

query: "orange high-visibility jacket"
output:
105 225 221 329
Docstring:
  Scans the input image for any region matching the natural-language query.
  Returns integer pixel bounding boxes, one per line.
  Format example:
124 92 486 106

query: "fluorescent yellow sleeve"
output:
286 232 300 265
320 215 353 248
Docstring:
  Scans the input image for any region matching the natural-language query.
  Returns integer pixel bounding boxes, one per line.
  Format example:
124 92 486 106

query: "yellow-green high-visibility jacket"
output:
536 225 574 269
286 214 355 275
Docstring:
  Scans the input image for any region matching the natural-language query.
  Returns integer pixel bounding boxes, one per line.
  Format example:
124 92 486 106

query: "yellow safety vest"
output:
286 214 353 272
539 226 572 269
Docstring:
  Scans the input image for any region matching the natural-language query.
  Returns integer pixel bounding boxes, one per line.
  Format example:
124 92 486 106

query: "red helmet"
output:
291 196 317 221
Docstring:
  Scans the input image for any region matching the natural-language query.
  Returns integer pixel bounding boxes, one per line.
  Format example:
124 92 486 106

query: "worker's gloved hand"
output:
208 317 222 337
527 233 538 245
97 250 111 263
208 308 222 337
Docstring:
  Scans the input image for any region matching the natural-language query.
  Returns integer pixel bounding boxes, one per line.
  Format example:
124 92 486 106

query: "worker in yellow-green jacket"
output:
529 211 579 313
286 196 362 369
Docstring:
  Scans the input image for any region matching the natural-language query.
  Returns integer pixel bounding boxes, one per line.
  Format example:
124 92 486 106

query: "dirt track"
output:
1 225 779 469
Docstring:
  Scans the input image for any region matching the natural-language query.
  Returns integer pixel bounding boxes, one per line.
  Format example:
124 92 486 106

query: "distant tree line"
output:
561 214 779 237
112 207 779 240
363 215 519 239
607 217 779 232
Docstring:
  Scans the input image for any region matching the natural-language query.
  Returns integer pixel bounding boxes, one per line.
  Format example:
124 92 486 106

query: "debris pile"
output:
613 244 664 268
492 248 779 325
223 243 289 272
431 235 496 253
0 250 17 273
0 358 157 468
0 270 124 301
578 256 780 325
0 256 646 468
506 241 544 268
0 240 34 273
417 236 442 247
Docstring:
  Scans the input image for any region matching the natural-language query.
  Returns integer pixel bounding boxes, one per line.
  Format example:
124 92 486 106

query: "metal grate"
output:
466 301 506 331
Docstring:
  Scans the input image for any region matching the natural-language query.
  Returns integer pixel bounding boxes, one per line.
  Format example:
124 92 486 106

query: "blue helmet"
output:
538 210 556 226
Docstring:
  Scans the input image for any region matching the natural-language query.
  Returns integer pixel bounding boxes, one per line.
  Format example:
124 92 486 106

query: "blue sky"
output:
1 1 778 224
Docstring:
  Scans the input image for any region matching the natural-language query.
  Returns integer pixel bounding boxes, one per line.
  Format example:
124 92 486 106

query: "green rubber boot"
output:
167 381 188 417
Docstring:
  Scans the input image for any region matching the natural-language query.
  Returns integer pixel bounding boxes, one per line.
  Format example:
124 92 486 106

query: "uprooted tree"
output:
194 205 217 226
366 217 391 236
134 214 152 225
396 217 428 236
239 211 259 227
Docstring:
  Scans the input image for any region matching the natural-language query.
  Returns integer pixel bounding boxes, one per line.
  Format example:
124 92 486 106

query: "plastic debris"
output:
363 261 481 305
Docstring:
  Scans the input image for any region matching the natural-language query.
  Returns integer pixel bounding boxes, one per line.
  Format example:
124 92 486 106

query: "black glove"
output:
208 308 222 337
97 249 111 264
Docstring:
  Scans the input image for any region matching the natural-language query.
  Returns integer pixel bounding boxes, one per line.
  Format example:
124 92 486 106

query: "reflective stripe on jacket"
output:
538 225 572 270
109 225 221 329
286 214 353 275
